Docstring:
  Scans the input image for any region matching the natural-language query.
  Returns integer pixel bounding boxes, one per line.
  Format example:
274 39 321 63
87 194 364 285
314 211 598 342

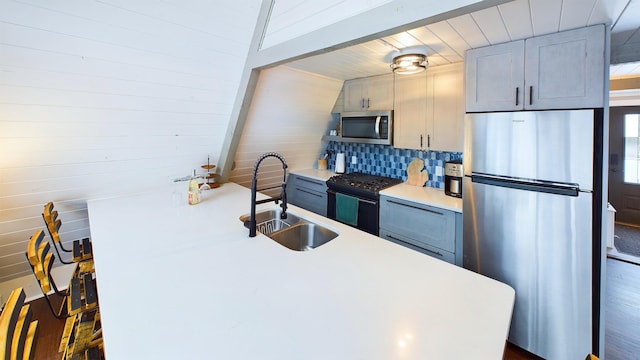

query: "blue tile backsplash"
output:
322 142 462 189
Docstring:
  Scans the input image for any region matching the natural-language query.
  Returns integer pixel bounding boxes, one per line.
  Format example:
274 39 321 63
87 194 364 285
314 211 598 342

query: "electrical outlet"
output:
351 156 357 164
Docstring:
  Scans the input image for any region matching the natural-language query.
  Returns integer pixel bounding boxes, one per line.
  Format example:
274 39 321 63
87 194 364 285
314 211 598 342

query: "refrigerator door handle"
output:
469 174 580 197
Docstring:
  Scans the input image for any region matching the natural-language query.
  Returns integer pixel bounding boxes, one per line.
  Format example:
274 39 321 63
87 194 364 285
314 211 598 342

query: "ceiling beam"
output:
251 0 513 70
217 1 273 183
611 42 640 64
611 76 640 90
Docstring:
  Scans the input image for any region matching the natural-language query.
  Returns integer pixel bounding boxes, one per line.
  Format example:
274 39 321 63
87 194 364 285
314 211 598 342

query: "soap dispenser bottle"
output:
335 153 346 173
188 170 200 205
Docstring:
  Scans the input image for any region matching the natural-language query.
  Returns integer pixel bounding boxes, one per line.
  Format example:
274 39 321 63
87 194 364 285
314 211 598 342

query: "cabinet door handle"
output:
529 86 533 105
423 247 444 257
427 134 431 148
360 99 364 109
384 234 444 257
420 134 423 149
515 87 519 106
366 98 370 109
296 188 323 198
297 177 323 187
386 200 443 215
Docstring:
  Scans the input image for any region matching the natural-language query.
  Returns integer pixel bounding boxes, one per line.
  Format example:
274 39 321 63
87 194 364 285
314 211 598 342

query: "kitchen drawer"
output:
287 174 327 217
379 195 455 252
380 229 455 264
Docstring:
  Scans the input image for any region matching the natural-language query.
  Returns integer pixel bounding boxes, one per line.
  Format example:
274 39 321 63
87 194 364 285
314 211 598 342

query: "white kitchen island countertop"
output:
380 183 463 213
87 182 512 359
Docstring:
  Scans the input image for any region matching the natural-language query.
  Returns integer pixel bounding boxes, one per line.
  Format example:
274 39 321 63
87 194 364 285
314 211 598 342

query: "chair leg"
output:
57 239 73 253
43 292 68 319
43 213 72 254
52 240 74 265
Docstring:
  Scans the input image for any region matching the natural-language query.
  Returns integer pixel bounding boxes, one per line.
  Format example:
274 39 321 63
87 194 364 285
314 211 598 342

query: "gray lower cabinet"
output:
379 195 462 265
287 174 327 217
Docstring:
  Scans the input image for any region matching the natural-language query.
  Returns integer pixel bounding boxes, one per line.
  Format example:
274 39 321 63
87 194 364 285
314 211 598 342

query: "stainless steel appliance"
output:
463 110 603 359
340 110 393 145
444 160 463 198
326 172 401 235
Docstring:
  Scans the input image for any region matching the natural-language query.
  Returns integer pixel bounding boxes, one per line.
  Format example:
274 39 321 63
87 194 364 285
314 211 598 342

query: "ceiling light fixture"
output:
390 53 428 75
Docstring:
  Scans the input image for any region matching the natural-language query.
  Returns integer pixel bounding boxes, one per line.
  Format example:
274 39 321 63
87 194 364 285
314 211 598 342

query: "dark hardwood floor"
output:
29 296 65 360
26 258 639 359
604 258 640 360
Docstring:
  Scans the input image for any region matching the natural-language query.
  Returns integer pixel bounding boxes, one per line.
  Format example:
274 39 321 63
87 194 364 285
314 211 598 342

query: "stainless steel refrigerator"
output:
463 110 603 359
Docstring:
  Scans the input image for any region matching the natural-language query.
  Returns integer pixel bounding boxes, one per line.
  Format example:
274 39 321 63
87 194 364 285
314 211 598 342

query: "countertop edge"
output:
288 168 336 182
379 183 463 213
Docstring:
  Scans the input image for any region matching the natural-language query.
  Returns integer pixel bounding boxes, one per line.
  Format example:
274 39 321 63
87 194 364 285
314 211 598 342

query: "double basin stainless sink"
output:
239 209 338 251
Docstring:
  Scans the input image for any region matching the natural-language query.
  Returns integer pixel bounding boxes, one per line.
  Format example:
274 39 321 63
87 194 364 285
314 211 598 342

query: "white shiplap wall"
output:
0 0 261 282
229 66 342 196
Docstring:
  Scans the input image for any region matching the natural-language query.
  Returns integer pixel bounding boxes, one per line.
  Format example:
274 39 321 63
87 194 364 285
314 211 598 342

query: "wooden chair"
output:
42 202 93 264
59 310 103 360
0 288 38 360
26 230 98 320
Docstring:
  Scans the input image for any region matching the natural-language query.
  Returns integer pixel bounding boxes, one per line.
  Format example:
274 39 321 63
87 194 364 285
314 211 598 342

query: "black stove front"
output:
326 172 401 235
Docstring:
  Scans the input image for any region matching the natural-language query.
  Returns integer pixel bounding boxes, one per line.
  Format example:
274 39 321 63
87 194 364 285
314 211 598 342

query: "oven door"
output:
327 189 379 235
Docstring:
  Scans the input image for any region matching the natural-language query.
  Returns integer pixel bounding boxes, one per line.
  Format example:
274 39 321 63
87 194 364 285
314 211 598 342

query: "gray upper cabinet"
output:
465 24 605 112
394 63 464 152
525 25 605 110
465 41 525 112
343 74 393 112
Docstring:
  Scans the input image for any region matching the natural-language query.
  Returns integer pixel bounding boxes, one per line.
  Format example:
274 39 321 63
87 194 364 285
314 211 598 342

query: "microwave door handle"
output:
375 116 381 138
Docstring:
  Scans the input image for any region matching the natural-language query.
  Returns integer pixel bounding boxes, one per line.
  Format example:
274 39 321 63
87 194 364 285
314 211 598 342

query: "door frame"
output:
608 106 640 226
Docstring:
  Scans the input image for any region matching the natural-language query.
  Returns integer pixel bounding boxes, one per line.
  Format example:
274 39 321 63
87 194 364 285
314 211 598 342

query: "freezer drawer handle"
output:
470 175 579 197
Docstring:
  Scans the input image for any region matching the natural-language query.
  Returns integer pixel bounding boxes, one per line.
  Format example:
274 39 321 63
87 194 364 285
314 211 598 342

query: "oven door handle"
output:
327 189 378 205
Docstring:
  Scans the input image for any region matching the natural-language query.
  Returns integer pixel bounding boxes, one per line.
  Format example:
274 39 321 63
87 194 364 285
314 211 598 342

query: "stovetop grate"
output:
326 172 402 198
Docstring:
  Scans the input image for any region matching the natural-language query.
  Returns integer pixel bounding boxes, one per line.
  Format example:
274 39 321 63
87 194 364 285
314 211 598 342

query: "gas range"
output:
326 172 402 200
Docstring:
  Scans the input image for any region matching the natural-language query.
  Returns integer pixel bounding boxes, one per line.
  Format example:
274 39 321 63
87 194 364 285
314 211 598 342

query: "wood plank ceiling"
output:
285 0 640 81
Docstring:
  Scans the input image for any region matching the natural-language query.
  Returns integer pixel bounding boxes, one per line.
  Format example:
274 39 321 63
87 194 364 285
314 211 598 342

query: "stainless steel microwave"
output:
340 110 393 145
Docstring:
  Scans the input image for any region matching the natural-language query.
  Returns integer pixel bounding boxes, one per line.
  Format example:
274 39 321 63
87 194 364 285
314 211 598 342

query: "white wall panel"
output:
0 0 261 282
229 66 342 197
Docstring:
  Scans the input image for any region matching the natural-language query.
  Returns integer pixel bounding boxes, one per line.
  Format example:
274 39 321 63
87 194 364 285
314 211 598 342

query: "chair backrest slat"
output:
0 288 38 360
40 252 55 294
46 218 63 245
42 202 54 224
34 241 51 281
11 303 31 360
26 230 46 266
26 230 56 294
0 288 26 360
